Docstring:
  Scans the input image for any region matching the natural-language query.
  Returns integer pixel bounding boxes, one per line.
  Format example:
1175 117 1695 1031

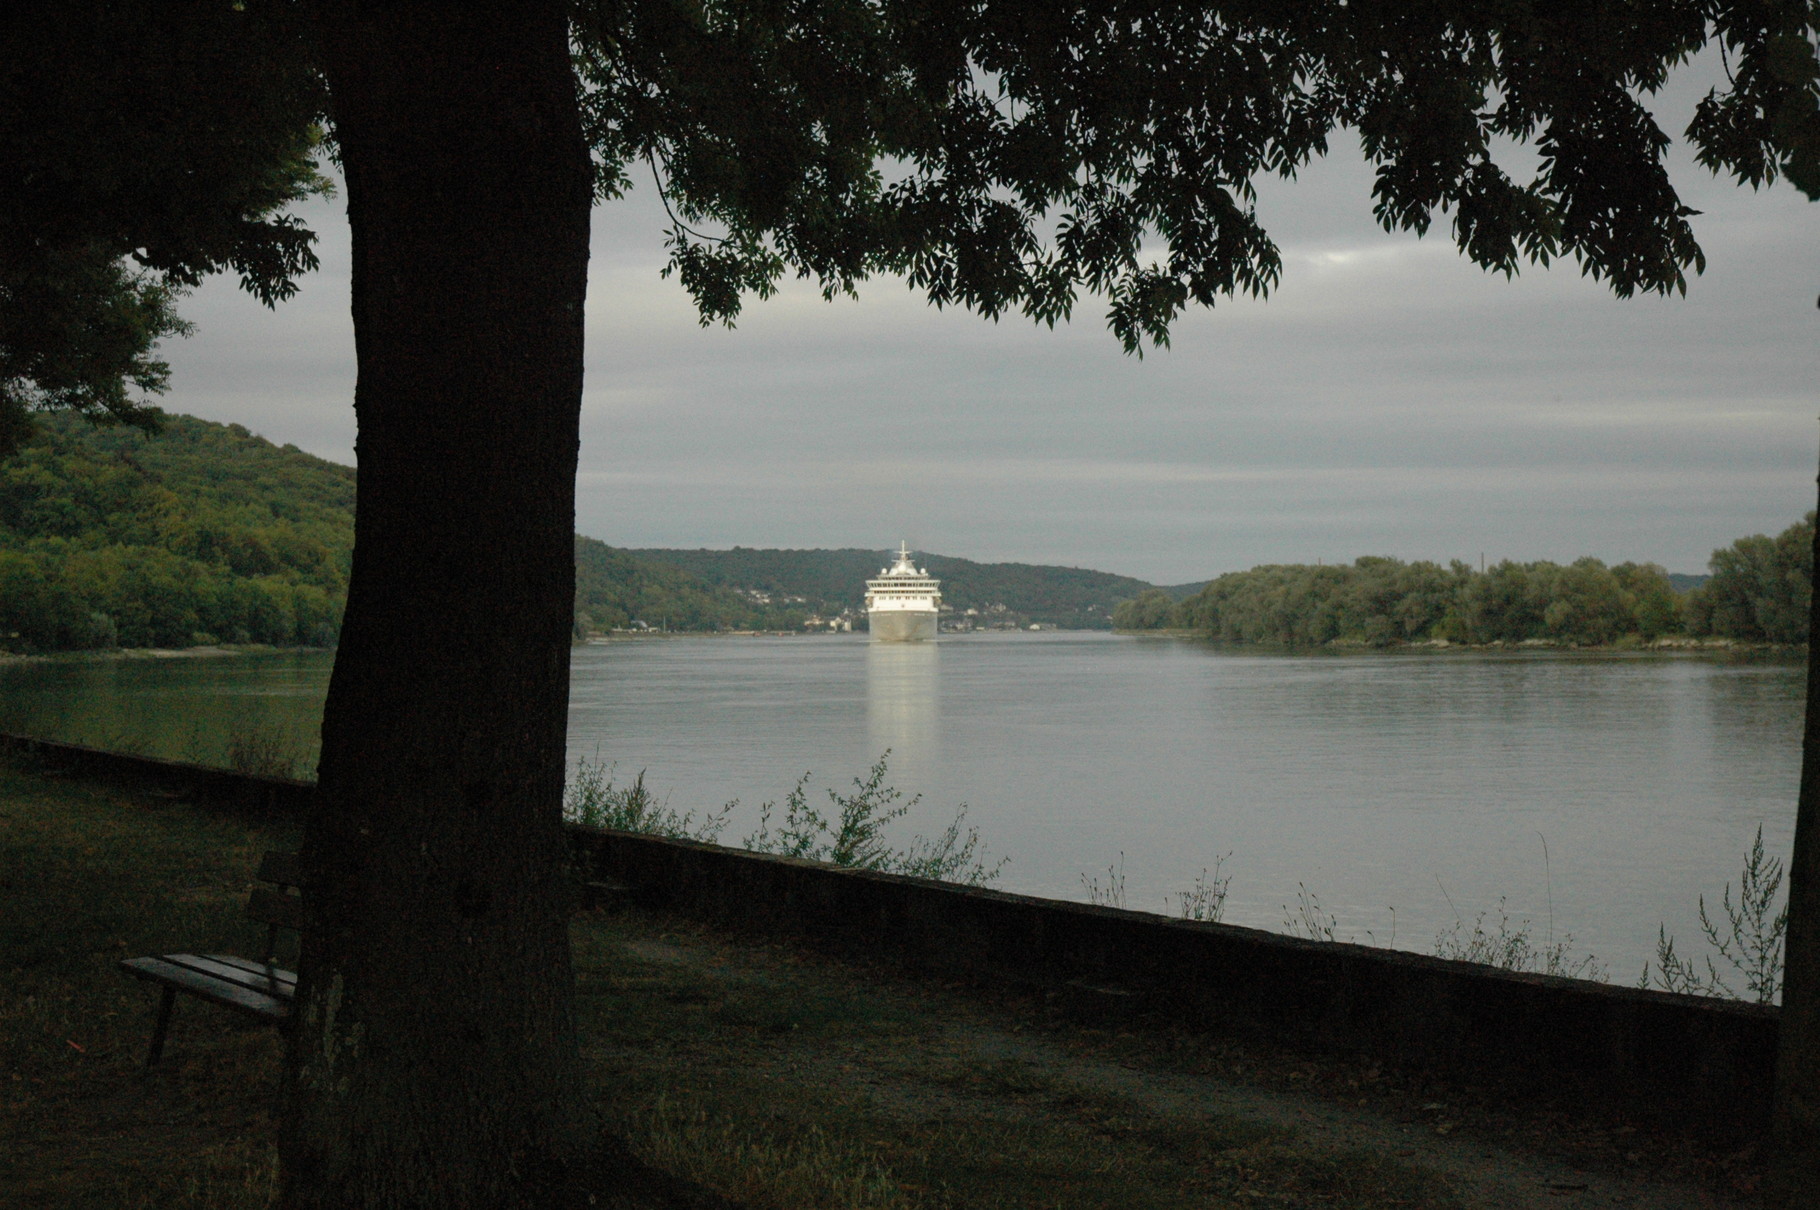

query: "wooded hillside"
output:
574 537 804 633
0 412 352 650
0 413 863 650
630 547 1154 629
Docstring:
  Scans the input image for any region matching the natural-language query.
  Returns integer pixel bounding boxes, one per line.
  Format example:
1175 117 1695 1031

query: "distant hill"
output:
629 547 1156 629
1667 573 1710 593
574 537 806 633
1 411 353 651
6 412 1168 646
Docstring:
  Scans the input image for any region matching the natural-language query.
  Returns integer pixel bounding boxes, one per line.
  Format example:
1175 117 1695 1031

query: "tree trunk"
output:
1771 446 1820 1205
282 5 595 1205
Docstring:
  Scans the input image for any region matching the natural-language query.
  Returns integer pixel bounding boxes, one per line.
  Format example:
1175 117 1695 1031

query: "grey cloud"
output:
156 82 1816 585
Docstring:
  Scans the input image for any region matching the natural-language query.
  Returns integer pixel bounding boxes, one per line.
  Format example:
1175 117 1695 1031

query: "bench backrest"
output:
247 851 303 970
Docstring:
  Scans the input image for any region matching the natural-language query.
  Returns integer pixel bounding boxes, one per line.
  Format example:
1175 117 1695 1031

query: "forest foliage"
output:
0 411 351 651
10 410 1809 652
0 412 797 651
631 546 1154 629
1112 516 1814 647
574 536 808 633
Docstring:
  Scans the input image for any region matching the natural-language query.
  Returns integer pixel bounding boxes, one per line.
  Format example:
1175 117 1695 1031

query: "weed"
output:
565 756 730 842
889 804 1005 885
1080 852 1127 909
1282 882 1337 942
1364 906 1397 949
825 753 905 868
1645 927 1717 998
1166 852 1231 922
1640 824 1787 1003
742 752 1005 886
740 771 825 858
1432 894 1606 981
224 719 308 780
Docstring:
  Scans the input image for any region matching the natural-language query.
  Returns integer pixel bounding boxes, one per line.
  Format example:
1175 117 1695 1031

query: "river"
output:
0 633 1801 980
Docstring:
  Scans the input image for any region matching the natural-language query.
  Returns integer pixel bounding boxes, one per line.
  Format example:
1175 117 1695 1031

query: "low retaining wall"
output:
1 732 1778 1136
571 826 1779 1138
0 732 313 814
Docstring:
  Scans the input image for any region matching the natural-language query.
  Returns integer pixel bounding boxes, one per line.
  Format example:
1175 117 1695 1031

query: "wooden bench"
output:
118 851 301 1065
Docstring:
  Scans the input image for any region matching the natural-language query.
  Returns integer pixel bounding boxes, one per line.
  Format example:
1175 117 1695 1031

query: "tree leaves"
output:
0 1 328 456
575 0 1814 350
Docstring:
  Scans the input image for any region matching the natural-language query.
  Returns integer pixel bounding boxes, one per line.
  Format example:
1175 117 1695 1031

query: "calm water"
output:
0 634 1802 975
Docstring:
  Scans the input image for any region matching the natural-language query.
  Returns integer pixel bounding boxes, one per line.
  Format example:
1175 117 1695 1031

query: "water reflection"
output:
866 640 939 785
0 650 331 769
2 638 1803 974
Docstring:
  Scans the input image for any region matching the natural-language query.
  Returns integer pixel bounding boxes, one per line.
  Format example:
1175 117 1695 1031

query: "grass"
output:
220 721 311 782
4 753 1467 1209
570 916 1463 1209
0 754 298 1208
1080 852 1127 910
1164 853 1231 923
1281 882 1339 942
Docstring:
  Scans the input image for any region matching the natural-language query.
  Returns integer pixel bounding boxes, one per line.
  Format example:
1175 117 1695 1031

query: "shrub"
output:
564 757 730 842
742 752 1005 886
1641 824 1787 1003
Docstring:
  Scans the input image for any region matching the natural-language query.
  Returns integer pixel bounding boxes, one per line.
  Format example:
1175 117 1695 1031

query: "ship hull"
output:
868 608 938 642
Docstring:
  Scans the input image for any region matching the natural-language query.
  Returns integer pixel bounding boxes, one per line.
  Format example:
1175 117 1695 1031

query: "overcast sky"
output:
161 64 1818 586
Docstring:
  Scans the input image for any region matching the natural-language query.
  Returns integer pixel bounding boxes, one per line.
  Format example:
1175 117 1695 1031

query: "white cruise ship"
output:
865 543 941 641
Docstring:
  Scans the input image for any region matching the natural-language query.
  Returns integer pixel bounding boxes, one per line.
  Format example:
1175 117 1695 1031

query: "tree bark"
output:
1771 442 1820 1205
282 4 596 1205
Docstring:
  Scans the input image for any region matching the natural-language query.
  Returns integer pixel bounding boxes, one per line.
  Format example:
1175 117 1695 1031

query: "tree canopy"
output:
1113 516 1816 647
578 0 1820 345
0 2 326 457
8 2 1818 456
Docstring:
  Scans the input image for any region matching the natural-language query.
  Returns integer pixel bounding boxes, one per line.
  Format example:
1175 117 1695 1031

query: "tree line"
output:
574 537 808 634
0 412 351 651
631 546 1156 629
0 411 832 652
1112 516 1814 647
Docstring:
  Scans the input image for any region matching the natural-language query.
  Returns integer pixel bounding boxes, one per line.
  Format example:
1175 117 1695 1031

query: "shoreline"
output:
0 642 323 666
4 632 1804 662
1114 629 1803 654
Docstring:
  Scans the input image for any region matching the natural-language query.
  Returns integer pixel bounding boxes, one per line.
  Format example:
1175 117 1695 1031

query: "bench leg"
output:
147 986 177 1066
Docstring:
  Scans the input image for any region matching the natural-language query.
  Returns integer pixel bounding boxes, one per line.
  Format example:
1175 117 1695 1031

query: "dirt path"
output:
580 916 1760 1209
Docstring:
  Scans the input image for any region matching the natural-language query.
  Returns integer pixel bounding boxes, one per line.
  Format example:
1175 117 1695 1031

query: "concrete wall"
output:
2 731 1777 1136
1 732 313 814
570 825 1779 1138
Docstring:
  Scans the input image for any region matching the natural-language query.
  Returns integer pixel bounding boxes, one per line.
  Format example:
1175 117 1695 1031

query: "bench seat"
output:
119 851 302 1063
119 953 296 1022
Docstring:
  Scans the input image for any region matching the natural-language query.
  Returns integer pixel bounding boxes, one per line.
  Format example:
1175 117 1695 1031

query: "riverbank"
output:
0 752 1769 1208
4 631 1798 662
1114 628 1800 654
0 643 313 666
